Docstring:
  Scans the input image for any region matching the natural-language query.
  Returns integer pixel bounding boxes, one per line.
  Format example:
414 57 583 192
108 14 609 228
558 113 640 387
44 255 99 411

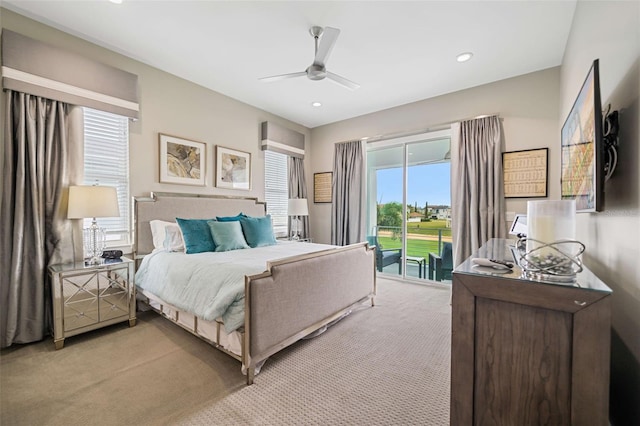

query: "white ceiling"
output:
3 1 576 128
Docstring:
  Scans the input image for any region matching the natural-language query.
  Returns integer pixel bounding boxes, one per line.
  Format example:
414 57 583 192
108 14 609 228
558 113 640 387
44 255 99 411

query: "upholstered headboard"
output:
133 192 266 258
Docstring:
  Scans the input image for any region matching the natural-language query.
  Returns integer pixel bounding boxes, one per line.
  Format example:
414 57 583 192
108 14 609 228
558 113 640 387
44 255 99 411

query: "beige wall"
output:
309 67 561 244
560 2 639 419
1 9 311 208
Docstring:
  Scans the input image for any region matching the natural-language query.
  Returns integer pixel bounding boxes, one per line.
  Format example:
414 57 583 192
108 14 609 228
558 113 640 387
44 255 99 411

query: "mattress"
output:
134 241 334 333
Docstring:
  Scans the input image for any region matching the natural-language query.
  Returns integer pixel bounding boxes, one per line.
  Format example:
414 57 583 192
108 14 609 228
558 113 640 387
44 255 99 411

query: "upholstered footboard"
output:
244 242 376 384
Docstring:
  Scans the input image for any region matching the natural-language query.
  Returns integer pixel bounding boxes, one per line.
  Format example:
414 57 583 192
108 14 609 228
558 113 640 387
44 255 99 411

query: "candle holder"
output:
516 237 585 282
517 200 584 282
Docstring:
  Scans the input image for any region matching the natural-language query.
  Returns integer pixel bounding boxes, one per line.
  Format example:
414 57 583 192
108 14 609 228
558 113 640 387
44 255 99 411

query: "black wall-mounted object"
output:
603 104 620 181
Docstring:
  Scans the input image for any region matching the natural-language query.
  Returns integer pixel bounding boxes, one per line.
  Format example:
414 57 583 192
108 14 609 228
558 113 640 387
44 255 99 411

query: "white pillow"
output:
163 225 185 252
149 220 175 250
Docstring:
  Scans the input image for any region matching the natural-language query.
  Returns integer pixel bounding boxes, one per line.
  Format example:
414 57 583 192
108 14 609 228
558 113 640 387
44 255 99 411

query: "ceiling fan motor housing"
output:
309 26 324 38
306 64 327 80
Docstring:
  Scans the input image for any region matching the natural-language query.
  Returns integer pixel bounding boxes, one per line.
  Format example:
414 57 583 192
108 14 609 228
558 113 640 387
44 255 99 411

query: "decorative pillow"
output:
240 215 277 248
176 218 217 254
163 225 185 252
149 220 175 250
216 213 247 222
207 220 249 252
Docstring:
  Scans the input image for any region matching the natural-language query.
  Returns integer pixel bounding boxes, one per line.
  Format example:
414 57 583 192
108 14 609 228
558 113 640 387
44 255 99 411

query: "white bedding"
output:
135 241 335 333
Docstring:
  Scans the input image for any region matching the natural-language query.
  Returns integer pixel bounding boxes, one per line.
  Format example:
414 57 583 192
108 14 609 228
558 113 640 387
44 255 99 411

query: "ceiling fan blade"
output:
259 71 307 83
314 27 340 67
326 72 360 91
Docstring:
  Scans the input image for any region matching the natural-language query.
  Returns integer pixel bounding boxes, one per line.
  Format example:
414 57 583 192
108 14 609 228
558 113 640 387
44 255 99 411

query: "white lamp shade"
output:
67 185 120 219
287 198 308 216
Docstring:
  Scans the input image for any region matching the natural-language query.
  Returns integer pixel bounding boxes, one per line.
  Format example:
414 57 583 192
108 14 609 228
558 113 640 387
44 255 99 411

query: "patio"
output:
374 223 452 284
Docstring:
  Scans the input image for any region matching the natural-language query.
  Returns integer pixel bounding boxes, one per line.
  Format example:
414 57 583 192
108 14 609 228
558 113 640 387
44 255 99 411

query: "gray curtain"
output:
451 116 506 267
1 90 83 348
287 157 309 239
331 140 364 246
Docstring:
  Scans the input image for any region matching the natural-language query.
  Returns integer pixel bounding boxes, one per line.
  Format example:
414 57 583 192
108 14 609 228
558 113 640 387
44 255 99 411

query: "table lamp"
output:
287 198 308 240
67 185 120 264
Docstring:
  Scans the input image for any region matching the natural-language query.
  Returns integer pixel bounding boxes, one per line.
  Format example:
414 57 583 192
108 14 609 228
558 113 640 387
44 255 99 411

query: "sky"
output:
376 163 451 207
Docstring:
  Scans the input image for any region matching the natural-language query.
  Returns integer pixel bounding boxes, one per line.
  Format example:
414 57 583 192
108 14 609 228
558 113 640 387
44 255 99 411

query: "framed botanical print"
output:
314 172 333 203
215 146 251 190
159 133 206 186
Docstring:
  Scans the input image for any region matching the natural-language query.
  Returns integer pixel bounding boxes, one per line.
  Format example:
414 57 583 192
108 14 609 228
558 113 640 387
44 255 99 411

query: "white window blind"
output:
264 150 288 237
83 107 130 246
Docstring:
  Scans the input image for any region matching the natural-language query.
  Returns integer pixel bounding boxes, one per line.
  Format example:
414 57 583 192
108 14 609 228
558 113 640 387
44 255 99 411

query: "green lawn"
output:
407 220 452 237
375 219 452 258
377 236 442 259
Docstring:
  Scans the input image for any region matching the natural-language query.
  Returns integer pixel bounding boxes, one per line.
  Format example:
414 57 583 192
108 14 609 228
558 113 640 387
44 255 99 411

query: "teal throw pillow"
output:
216 213 247 222
240 215 277 248
176 218 216 254
207 220 250 252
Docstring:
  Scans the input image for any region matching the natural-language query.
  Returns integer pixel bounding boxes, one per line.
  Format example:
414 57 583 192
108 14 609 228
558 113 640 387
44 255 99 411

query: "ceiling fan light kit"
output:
259 25 360 91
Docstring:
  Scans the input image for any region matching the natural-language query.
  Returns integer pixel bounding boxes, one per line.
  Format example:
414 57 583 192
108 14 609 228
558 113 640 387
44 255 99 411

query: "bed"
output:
133 192 376 384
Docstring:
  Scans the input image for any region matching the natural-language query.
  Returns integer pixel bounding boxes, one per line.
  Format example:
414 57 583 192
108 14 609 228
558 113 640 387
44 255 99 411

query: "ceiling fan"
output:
259 26 360 91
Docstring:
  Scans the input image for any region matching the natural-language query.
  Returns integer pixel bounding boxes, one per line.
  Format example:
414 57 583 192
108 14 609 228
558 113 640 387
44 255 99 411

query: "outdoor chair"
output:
428 242 453 281
366 236 402 274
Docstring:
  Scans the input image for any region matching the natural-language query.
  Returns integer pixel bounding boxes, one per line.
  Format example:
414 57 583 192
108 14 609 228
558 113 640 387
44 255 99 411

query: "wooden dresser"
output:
451 239 611 425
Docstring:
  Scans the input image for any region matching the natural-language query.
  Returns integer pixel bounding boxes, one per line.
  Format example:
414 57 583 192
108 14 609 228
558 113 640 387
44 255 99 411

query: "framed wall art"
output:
314 172 333 203
215 146 251 190
560 59 604 212
502 148 548 198
159 133 206 186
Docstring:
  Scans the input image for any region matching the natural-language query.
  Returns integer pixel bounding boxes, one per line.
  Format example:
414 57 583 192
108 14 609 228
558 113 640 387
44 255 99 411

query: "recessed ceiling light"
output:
109 0 123 4
311 102 322 107
456 52 473 63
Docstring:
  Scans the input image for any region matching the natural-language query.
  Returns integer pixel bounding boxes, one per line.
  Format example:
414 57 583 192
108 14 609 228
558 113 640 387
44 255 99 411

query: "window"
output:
83 107 130 247
264 150 288 237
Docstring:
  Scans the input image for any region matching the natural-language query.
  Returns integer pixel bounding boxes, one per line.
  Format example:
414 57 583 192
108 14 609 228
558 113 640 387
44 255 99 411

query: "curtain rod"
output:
339 112 501 145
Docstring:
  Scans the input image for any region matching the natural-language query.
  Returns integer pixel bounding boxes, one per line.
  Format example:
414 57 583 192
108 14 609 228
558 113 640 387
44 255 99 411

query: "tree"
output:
378 202 403 240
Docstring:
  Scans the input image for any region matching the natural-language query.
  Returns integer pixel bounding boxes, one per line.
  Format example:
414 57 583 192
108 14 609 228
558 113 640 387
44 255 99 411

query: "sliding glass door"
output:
366 130 453 282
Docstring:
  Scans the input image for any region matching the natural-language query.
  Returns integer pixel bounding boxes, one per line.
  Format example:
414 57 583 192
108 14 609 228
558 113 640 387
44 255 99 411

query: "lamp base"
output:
83 219 106 262
290 217 300 240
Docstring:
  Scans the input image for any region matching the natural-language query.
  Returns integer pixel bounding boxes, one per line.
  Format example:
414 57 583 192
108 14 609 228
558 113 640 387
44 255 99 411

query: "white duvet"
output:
135 241 334 333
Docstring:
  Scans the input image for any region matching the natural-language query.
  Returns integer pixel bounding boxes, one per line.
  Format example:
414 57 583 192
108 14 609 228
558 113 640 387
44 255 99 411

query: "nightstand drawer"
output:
64 298 99 331
99 286 130 322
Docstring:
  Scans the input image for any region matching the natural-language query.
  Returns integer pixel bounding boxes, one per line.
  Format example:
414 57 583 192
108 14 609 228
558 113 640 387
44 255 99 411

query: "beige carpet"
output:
1 278 451 425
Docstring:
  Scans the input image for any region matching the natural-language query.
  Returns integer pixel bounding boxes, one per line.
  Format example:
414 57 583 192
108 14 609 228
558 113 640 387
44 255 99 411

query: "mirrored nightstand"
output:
48 257 136 349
